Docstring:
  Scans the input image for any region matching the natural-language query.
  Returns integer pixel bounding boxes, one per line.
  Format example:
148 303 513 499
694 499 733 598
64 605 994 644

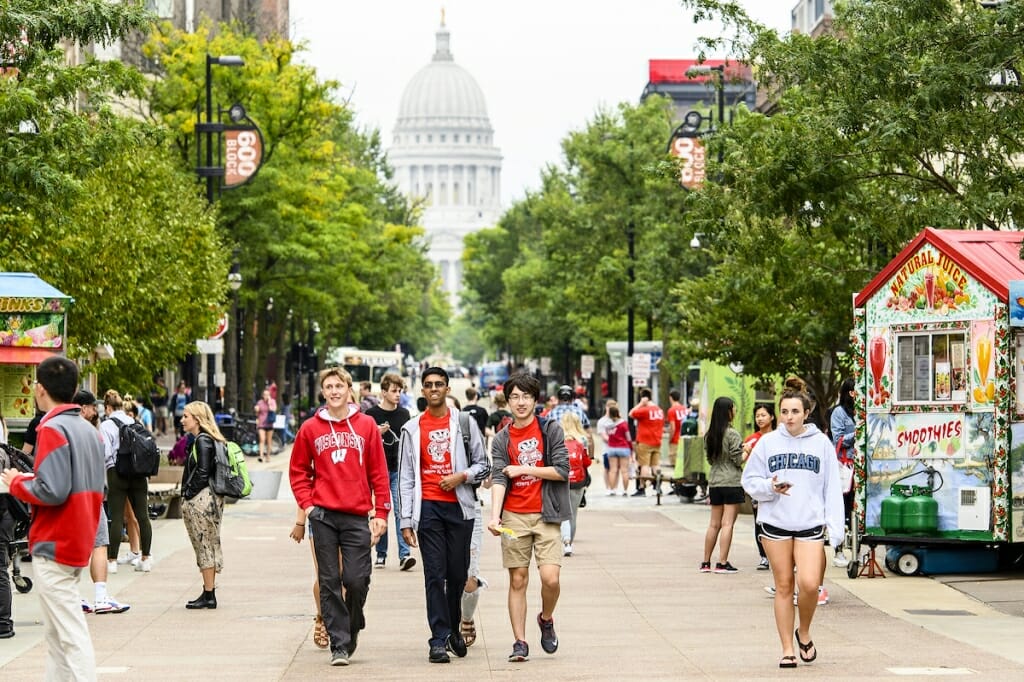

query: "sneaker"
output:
714 562 739 574
330 650 350 666
631 489 646 497
605 489 616 496
429 644 450 663
93 598 130 614
374 556 386 569
508 639 529 662
107 560 118 575
134 558 152 573
699 561 712 573
81 599 93 614
764 585 777 596
562 543 573 557
537 612 558 654
757 557 770 570
619 490 629 496
446 633 468 658
399 556 417 571
0 629 13 639
117 551 141 566
818 586 830 605
833 552 850 568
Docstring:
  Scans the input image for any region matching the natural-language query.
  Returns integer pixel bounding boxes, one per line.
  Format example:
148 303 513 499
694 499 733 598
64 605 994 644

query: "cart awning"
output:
0 348 56 364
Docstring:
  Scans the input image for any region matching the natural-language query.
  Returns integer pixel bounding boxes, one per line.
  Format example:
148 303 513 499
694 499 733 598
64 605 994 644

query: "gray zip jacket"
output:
398 410 490 530
490 417 570 523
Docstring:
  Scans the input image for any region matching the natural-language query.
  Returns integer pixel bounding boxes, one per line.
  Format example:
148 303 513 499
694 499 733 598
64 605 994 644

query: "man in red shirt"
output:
398 367 490 664
289 367 391 667
628 388 665 497
488 373 570 663
2 356 105 677
666 389 687 468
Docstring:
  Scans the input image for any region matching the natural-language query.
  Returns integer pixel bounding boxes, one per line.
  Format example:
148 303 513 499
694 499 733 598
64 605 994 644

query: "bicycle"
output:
234 415 284 457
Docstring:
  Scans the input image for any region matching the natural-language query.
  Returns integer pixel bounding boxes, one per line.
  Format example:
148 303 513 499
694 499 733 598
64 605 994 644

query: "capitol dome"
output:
388 16 502 312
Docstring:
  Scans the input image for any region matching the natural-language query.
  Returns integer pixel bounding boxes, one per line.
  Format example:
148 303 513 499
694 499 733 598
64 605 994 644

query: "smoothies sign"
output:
895 413 965 459
884 246 974 315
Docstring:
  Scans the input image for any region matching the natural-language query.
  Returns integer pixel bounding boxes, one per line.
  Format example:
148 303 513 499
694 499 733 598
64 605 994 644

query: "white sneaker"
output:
93 597 130 614
563 543 573 557
134 558 152 572
117 551 141 565
605 489 616 496
107 560 118 575
833 553 850 568
619 490 629 496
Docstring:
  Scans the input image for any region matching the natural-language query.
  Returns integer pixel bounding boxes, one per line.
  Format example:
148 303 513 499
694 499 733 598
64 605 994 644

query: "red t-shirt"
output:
608 420 631 449
630 403 665 446
667 403 687 444
503 419 544 514
419 410 457 503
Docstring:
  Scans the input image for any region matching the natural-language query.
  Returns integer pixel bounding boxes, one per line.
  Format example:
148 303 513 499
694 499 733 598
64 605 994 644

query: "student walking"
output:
742 404 777 570
488 372 570 663
700 397 745 574
742 377 844 669
289 367 391 667
398 367 490 663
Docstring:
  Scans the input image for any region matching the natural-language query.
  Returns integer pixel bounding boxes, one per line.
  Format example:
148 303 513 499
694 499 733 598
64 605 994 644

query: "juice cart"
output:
848 228 1024 577
0 273 73 441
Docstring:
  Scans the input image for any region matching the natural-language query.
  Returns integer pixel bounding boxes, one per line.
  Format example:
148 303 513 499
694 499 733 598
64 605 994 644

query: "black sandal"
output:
779 655 797 668
795 629 817 662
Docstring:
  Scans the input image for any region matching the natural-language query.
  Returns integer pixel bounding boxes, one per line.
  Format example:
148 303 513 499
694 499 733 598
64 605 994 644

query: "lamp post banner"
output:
671 133 706 190
224 126 264 188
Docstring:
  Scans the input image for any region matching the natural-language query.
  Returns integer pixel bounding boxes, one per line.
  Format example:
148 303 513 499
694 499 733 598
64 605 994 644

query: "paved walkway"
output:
2 454 1023 680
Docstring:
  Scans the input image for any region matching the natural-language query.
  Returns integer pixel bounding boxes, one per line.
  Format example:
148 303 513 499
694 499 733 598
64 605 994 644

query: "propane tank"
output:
903 484 939 535
880 484 911 534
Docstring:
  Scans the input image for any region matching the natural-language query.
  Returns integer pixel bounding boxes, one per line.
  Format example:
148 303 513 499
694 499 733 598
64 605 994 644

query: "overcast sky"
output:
290 0 796 205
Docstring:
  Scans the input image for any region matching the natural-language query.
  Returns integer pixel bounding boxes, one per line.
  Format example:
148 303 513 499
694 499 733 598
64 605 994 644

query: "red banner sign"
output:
224 128 263 188
671 135 707 190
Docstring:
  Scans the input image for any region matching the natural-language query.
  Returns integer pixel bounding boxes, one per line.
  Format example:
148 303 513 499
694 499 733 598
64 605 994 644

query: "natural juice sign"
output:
0 312 65 348
894 412 965 459
883 246 975 315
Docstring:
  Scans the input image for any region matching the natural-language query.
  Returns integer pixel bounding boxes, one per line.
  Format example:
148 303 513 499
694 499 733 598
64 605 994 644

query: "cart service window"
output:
895 332 966 403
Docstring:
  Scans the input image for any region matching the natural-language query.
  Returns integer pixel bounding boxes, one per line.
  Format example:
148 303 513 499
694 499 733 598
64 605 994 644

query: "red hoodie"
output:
289 406 391 519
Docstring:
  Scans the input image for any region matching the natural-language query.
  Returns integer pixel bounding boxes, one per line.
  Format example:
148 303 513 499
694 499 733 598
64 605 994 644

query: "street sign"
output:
671 135 707 189
633 378 648 387
224 127 264 189
631 353 652 380
196 338 224 354
208 313 229 340
580 354 595 379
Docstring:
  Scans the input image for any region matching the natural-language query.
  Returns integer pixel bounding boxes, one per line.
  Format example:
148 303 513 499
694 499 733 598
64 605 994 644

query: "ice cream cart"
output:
0 273 73 441
848 228 1024 577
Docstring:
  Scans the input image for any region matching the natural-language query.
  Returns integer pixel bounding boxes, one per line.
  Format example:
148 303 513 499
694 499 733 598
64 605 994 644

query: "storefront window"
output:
895 332 966 403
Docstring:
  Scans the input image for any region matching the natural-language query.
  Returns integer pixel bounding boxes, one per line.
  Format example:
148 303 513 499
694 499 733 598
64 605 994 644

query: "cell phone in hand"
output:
774 480 793 490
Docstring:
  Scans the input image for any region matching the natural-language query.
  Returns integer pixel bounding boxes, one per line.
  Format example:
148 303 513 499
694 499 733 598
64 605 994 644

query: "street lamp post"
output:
225 264 242 413
198 54 244 203
626 220 635 411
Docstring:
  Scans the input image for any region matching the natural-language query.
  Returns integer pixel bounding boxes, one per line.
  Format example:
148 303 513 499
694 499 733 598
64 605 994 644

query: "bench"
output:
148 465 184 519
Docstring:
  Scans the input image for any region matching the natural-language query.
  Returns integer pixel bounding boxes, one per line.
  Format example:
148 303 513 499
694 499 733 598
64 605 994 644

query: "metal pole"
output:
627 220 635 412
716 65 725 165
205 55 214 204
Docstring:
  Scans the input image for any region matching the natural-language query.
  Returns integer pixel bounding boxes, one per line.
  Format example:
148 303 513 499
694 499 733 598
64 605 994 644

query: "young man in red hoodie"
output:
2 356 105 678
289 367 391 667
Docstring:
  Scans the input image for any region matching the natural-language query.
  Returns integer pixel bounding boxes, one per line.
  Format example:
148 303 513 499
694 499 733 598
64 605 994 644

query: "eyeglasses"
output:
422 381 447 389
508 393 535 403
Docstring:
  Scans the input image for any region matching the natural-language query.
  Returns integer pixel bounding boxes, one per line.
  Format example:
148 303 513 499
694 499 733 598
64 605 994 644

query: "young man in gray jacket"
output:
398 367 490 664
487 372 570 663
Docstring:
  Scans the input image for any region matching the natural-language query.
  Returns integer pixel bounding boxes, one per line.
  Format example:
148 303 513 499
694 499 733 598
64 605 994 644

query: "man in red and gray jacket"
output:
290 366 391 668
2 356 105 679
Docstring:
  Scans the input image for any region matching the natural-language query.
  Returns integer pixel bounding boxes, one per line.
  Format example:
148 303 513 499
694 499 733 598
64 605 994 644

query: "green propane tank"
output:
903 485 939 535
880 484 912 534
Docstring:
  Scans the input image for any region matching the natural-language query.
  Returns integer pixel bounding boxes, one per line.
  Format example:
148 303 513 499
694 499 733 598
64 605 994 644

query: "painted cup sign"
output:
224 127 263 188
868 333 890 407
883 246 975 316
671 135 707 189
895 412 965 459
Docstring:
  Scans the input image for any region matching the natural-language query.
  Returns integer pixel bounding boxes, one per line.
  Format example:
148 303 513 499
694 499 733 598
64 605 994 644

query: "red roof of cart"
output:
854 228 1024 307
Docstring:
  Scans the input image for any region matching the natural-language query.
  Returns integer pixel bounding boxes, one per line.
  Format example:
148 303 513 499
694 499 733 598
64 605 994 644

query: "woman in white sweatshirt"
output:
741 377 844 669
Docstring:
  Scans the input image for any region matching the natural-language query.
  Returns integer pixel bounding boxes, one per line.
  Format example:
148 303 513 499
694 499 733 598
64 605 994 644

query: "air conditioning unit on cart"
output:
957 486 990 532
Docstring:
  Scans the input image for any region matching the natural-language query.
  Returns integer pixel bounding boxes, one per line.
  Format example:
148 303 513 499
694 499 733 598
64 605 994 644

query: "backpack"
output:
112 419 160 478
210 440 252 498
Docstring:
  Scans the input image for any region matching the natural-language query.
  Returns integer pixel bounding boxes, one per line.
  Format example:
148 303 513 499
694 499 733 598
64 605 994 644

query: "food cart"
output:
849 228 1024 577
0 273 72 442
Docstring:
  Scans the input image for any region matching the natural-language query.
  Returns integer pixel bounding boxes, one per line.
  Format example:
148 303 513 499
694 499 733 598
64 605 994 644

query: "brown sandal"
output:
779 655 797 668
460 619 476 647
313 615 329 649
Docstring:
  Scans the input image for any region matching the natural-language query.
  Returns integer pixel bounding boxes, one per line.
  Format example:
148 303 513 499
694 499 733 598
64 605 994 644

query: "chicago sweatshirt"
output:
741 424 845 544
289 405 391 519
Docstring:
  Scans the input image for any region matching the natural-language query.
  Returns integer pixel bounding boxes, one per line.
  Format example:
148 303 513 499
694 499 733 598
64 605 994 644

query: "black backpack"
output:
112 419 161 478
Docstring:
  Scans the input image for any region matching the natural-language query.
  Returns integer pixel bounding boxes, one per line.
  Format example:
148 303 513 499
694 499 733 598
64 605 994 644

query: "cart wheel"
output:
885 555 897 572
847 560 859 579
14 575 32 593
896 551 920 576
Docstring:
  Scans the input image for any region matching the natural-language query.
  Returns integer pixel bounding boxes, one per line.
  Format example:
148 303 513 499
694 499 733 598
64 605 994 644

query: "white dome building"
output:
389 18 503 310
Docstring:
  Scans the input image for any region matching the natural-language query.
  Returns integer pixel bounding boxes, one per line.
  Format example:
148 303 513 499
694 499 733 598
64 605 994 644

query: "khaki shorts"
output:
635 443 660 468
500 511 562 569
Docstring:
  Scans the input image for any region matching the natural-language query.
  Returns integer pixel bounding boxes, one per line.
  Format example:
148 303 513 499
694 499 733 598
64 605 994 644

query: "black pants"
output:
417 500 474 647
0 510 14 634
310 508 371 654
106 469 152 559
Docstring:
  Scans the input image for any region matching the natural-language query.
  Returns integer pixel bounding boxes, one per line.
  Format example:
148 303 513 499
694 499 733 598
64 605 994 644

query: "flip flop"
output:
795 629 817 662
779 655 797 668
